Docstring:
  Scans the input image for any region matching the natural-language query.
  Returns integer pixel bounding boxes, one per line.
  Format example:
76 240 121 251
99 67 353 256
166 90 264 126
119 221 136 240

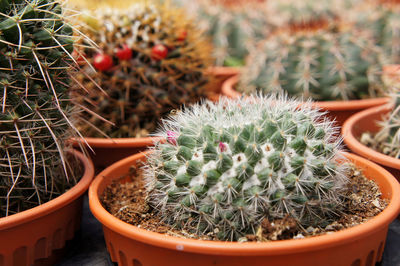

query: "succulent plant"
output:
73 2 212 138
239 22 386 101
0 0 89 216
144 95 349 241
357 0 400 63
182 0 269 67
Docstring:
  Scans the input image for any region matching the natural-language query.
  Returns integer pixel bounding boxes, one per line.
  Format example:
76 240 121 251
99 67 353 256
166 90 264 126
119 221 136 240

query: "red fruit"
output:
151 44 168 60
116 44 132 60
177 29 187 41
72 50 86 65
93 53 113 71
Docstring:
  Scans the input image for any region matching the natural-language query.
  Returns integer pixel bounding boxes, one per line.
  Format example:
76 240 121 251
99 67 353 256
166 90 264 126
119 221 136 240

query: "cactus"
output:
239 22 385 101
358 0 400 63
72 2 212 138
144 95 348 241
0 0 90 216
366 75 400 158
182 0 269 67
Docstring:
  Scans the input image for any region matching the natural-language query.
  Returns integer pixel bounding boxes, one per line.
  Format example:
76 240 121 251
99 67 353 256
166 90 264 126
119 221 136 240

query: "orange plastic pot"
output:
222 75 390 127
0 150 95 266
342 104 400 181
206 66 241 101
89 152 400 266
71 137 159 172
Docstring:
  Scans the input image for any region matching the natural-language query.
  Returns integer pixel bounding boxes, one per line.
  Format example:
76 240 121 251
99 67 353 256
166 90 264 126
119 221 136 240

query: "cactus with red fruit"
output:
73 2 212 138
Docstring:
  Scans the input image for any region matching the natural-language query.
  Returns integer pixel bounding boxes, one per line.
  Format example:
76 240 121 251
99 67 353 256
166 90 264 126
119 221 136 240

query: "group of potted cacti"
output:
1 0 400 265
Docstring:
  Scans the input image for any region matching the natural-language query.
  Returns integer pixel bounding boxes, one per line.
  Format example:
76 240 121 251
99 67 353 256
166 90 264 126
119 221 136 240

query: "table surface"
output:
56 195 400 266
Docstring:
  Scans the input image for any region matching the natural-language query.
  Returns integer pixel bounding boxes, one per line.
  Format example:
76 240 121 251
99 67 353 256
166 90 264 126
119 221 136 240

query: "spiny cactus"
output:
144 95 348 241
73 2 212 138
366 85 400 158
358 0 400 63
0 0 90 217
239 22 385 101
182 0 269 66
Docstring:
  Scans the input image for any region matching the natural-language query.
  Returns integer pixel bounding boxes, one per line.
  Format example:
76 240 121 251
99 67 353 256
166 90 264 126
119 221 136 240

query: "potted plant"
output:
89 95 400 265
342 65 400 180
69 1 215 170
222 2 390 127
0 0 95 265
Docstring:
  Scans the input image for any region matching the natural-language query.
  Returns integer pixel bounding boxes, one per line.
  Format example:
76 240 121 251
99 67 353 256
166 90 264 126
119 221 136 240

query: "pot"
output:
221 75 390 127
206 66 241 101
88 152 400 266
342 104 400 181
72 137 158 172
0 149 95 266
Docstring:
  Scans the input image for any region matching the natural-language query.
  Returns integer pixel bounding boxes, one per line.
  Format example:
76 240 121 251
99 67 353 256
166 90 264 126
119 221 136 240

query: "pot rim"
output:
89 151 400 256
207 66 241 77
342 104 400 170
221 75 390 111
0 149 95 230
71 136 162 148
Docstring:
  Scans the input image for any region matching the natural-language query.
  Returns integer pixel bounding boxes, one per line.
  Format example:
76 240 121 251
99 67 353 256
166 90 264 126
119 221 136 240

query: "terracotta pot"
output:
72 137 159 172
206 66 241 100
89 152 400 266
0 150 95 266
221 75 390 127
342 104 400 181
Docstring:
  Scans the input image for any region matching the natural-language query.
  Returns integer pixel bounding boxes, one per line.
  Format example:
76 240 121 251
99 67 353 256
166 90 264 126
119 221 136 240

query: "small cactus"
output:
144 95 348 241
0 0 90 216
182 0 269 66
73 2 212 138
239 21 386 101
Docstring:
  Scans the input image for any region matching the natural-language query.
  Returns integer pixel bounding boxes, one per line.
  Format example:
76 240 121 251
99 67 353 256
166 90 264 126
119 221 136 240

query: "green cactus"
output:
239 23 385 101
361 0 400 63
184 0 269 67
368 88 400 158
0 0 88 217
144 95 348 241
73 2 212 138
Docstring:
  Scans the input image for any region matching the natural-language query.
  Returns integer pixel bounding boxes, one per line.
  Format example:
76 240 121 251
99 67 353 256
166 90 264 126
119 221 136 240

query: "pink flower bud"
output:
167 131 178 145
219 142 227 152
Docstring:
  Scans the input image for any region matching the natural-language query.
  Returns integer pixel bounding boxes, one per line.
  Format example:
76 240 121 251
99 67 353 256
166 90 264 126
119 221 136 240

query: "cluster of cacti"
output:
0 0 87 216
239 22 385 101
180 0 269 67
72 2 212 138
144 95 348 241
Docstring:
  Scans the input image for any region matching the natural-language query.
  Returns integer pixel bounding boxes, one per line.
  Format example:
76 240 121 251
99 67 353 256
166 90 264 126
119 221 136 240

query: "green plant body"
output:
144 95 349 241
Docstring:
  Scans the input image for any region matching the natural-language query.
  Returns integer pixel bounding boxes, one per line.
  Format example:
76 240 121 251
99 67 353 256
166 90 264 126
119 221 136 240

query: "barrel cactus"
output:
239 22 385 101
183 0 269 66
73 2 212 138
144 95 349 241
0 0 89 216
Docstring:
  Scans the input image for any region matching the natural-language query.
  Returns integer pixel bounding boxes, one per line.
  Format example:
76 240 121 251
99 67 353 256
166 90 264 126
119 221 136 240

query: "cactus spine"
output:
73 2 212 138
144 95 348 241
0 0 88 216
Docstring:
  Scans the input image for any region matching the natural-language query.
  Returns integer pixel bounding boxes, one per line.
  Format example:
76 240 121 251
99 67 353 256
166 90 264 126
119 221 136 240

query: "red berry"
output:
72 50 86 65
151 44 168 60
177 30 187 41
116 44 132 60
93 53 113 71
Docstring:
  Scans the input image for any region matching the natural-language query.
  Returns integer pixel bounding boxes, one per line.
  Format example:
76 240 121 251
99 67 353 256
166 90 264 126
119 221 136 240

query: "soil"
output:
101 164 388 242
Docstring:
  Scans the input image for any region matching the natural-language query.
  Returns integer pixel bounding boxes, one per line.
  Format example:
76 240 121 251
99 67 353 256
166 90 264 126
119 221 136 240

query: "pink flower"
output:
167 131 178 145
219 142 227 152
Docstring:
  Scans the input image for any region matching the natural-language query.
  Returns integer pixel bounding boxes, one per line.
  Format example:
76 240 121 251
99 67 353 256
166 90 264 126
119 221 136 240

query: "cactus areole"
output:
144 95 349 241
